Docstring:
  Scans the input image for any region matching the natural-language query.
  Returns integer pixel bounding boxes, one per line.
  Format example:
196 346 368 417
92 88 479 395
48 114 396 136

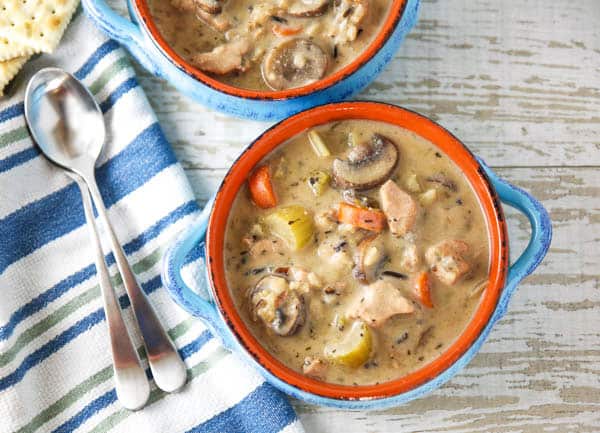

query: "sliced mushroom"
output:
262 38 329 90
353 234 387 283
332 134 399 190
190 38 250 75
196 0 225 14
250 275 306 336
287 0 330 17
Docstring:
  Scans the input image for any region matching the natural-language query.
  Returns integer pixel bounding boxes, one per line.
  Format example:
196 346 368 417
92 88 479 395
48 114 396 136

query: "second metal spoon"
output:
71 172 150 410
24 68 187 393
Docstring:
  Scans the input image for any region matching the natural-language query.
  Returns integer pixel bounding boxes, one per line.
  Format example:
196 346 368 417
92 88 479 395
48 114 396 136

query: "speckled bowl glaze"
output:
81 0 419 121
162 102 552 409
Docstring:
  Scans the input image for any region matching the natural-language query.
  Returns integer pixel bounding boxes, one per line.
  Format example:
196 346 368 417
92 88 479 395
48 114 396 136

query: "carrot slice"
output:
414 271 433 308
272 23 303 37
337 202 387 233
248 165 277 209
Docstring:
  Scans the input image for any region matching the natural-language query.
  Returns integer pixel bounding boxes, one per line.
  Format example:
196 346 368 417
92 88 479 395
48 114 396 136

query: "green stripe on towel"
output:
13 317 197 433
0 248 163 368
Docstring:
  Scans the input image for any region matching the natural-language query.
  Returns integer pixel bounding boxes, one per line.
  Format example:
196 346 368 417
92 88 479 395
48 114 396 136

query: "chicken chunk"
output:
247 3 282 30
315 208 338 232
275 266 322 294
197 8 231 32
190 39 250 74
425 240 471 285
379 180 418 236
170 0 196 12
248 239 283 257
317 237 353 276
400 243 420 272
348 280 414 328
303 357 328 380
330 0 369 44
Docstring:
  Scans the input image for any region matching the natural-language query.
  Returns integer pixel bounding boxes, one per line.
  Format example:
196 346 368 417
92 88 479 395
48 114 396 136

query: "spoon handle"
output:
84 175 187 393
73 174 150 410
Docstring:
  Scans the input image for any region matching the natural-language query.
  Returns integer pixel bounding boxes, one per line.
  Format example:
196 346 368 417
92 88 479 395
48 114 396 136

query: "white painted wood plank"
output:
129 0 600 170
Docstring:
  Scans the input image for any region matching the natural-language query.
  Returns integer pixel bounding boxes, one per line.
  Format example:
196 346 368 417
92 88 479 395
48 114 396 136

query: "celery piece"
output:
307 170 331 196
308 130 331 157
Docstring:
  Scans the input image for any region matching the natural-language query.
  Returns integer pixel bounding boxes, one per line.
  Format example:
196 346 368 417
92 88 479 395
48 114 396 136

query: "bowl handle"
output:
161 197 237 350
479 160 552 324
81 0 159 75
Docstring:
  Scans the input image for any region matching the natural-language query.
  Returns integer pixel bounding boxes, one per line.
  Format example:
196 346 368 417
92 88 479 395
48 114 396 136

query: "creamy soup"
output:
148 0 392 91
223 120 490 385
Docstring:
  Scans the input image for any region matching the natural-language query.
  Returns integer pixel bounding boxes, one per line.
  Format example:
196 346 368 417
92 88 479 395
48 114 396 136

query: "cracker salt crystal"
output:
0 55 29 96
0 0 79 54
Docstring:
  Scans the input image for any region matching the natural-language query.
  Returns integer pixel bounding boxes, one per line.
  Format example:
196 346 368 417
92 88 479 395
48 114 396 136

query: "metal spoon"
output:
70 171 150 410
24 68 187 393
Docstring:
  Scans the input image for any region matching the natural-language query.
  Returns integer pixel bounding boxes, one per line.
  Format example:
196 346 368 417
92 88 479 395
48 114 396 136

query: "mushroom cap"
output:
250 275 306 336
287 0 330 17
332 134 399 190
262 38 329 90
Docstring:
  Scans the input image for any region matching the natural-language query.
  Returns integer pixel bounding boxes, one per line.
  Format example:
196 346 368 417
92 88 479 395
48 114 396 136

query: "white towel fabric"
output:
0 9 305 433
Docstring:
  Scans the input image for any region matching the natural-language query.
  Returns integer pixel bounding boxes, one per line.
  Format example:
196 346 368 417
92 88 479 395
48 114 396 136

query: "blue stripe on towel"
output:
0 200 198 341
49 330 213 433
99 77 138 113
0 79 140 171
74 40 120 81
52 390 117 433
0 122 176 274
0 102 24 124
0 273 175 392
0 147 39 174
188 382 297 433
0 310 105 392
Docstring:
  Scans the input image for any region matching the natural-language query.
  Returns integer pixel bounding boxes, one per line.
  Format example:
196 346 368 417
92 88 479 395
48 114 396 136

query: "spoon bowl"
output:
24 68 105 175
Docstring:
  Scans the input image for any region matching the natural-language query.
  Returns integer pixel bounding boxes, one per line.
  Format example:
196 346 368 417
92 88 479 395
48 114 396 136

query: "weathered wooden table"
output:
130 0 600 431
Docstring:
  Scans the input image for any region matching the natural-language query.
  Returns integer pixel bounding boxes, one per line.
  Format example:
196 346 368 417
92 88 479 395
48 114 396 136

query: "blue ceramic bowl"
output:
81 0 420 121
161 102 552 409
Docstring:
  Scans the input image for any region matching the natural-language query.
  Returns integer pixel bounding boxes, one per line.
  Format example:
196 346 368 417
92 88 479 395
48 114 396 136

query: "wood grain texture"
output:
111 0 600 430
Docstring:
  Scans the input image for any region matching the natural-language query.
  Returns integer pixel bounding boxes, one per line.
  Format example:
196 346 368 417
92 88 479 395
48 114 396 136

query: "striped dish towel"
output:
0 10 305 433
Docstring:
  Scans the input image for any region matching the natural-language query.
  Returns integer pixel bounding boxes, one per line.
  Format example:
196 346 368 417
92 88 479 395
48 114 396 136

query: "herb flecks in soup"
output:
224 120 490 385
148 0 392 91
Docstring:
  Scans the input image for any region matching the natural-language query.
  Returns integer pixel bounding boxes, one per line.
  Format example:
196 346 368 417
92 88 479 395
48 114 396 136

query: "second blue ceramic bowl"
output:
81 0 420 121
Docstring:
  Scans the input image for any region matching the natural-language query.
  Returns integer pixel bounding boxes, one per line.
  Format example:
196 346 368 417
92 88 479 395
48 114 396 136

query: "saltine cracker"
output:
0 38 35 61
0 55 29 96
0 0 79 53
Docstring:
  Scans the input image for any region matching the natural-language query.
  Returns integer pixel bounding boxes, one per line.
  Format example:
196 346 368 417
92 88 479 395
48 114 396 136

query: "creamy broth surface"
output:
148 0 392 91
224 120 490 385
